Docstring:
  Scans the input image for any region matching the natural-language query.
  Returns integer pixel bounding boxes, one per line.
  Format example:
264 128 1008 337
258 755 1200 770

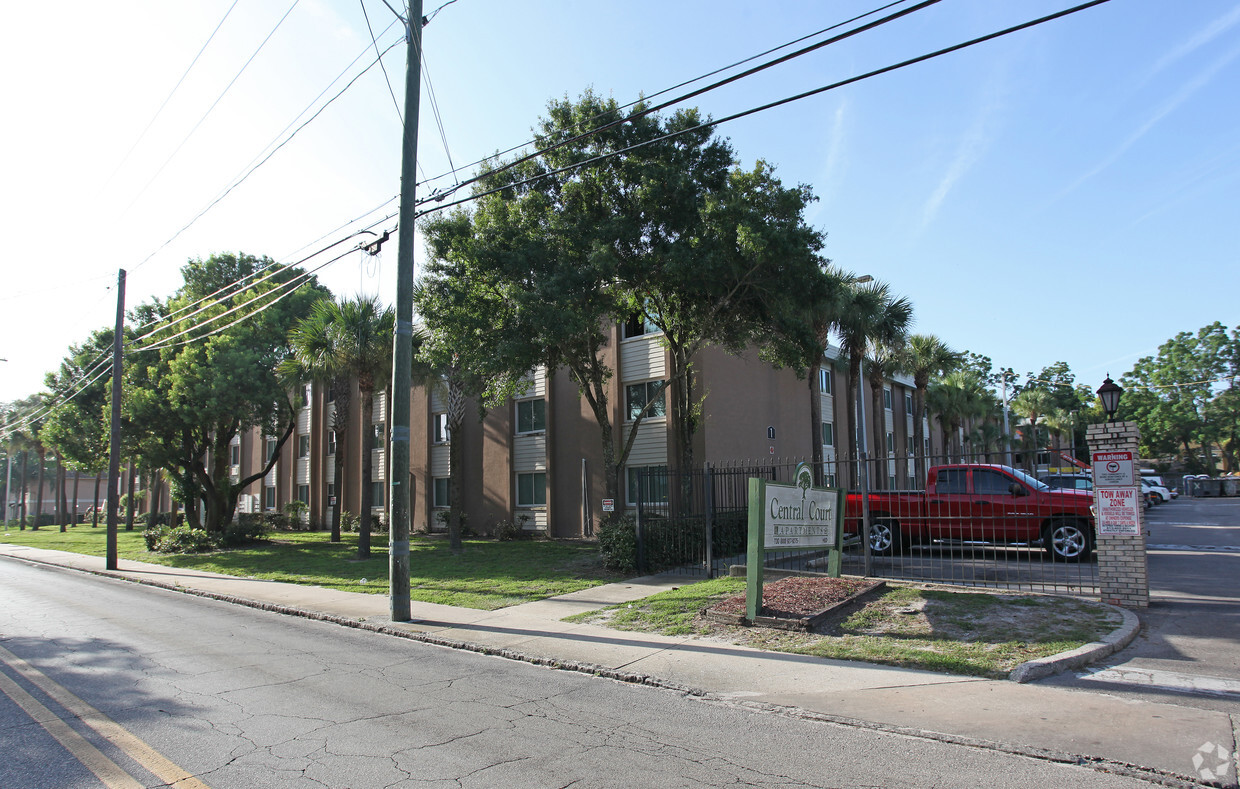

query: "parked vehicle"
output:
848 464 1096 562
1140 474 1178 498
1039 473 1093 492
1140 478 1172 504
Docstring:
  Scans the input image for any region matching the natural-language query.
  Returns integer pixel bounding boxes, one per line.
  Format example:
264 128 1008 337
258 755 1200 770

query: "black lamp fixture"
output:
1097 375 1124 422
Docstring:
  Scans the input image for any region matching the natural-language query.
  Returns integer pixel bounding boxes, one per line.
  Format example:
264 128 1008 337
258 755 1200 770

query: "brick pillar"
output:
1086 420 1149 608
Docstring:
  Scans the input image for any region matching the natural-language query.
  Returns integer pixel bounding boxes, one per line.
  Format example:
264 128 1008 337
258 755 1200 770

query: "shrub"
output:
283 500 308 529
222 516 271 547
597 515 638 573
339 510 360 533
150 525 214 554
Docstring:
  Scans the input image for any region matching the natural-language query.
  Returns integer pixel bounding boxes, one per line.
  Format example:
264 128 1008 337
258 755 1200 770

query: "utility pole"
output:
389 0 423 622
106 269 126 570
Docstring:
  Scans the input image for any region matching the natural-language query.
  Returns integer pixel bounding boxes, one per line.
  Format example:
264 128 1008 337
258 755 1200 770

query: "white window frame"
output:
625 465 669 506
264 486 276 511
432 477 450 508
625 380 666 422
298 434 310 458
883 387 893 411
432 413 450 444
516 471 547 507
515 399 546 434
821 421 834 447
819 368 833 395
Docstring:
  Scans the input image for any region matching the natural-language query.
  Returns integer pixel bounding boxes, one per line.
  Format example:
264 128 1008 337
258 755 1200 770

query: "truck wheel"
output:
869 519 901 556
1044 519 1092 562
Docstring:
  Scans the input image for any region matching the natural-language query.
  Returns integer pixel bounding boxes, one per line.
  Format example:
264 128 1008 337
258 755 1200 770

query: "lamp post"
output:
1097 375 1123 422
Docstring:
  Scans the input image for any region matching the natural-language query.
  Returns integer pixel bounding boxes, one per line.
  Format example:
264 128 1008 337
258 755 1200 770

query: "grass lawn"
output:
566 576 1122 679
0 525 622 610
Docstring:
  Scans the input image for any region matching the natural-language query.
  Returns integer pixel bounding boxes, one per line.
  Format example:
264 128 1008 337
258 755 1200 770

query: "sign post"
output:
746 463 845 621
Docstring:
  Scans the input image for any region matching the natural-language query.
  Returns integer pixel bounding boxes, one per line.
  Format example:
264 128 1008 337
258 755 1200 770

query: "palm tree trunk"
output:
92 472 101 527
358 387 375 559
55 455 66 531
33 449 46 530
19 451 28 529
809 360 824 486
71 471 80 527
913 388 927 486
331 431 345 542
125 461 136 531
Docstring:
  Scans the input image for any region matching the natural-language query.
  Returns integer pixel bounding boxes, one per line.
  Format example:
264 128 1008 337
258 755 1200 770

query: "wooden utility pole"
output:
106 269 125 570
389 0 423 622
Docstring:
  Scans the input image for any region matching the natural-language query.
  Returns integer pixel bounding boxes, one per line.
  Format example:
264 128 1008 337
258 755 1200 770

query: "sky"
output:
2 0 1238 405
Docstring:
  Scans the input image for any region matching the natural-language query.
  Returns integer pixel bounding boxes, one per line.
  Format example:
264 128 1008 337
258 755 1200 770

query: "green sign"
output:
746 463 845 621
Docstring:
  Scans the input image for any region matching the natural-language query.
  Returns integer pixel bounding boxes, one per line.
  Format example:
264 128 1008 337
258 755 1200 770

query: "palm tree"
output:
927 370 988 461
1010 388 1056 471
284 295 395 558
865 337 907 489
836 280 912 488
902 334 964 484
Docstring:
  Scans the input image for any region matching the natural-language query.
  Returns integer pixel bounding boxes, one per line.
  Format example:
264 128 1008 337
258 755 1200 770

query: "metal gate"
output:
635 448 1100 595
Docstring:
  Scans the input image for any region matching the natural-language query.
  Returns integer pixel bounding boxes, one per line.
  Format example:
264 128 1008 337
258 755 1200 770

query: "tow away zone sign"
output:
1095 486 1141 535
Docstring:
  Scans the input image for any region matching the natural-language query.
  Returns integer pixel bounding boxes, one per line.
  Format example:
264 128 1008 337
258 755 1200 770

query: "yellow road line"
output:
0 643 210 789
0 667 143 789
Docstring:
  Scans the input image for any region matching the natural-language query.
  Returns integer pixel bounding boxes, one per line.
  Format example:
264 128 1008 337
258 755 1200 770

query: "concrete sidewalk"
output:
2 543 1236 788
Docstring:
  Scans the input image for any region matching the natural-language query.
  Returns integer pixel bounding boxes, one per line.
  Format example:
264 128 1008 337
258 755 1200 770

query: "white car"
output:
1141 478 1173 504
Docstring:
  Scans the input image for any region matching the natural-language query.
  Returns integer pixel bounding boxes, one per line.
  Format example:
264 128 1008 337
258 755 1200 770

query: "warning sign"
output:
1092 451 1134 487
1095 486 1141 535
601 498 614 513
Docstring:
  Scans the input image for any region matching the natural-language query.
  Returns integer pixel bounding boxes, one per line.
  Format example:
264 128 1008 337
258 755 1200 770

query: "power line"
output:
132 37 403 275
100 0 241 195
412 0 928 199
362 0 404 124
416 0 1112 218
123 0 302 220
422 0 941 207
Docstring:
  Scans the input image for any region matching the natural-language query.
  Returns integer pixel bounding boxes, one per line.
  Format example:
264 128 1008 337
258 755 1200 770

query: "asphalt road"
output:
0 558 1171 789
1041 495 1240 712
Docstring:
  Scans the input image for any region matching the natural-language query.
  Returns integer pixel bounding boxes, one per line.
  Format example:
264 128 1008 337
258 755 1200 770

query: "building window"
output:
372 422 385 450
883 387 893 411
516 399 546 434
886 432 895 453
372 481 385 507
623 312 660 338
298 435 310 458
517 472 547 507
626 465 669 505
297 484 310 504
821 421 834 447
326 384 337 403
432 413 449 444
264 486 276 510
432 477 450 508
906 435 915 454
327 483 336 506
625 381 666 421
905 392 913 415
230 444 240 466
303 383 313 407
823 471 837 488
266 438 278 462
819 368 833 395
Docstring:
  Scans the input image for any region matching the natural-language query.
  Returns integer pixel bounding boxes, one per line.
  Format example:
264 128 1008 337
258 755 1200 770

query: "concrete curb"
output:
1009 604 1141 683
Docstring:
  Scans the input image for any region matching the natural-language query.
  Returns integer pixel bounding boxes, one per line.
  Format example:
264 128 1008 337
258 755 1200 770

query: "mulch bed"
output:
704 576 885 631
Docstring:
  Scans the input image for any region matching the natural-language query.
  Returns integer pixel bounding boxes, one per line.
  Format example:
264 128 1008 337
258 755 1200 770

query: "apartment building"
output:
145 324 940 537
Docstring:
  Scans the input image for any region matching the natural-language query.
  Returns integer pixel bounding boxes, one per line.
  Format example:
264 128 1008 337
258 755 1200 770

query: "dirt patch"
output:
704 576 884 631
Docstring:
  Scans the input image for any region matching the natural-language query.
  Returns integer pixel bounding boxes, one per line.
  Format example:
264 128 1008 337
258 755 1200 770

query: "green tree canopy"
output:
123 252 330 532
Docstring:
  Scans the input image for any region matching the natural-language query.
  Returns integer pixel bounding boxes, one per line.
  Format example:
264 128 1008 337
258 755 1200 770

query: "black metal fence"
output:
634 445 1101 595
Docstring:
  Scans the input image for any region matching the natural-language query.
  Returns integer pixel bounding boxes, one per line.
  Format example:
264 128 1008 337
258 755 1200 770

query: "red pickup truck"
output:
846 464 1096 562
